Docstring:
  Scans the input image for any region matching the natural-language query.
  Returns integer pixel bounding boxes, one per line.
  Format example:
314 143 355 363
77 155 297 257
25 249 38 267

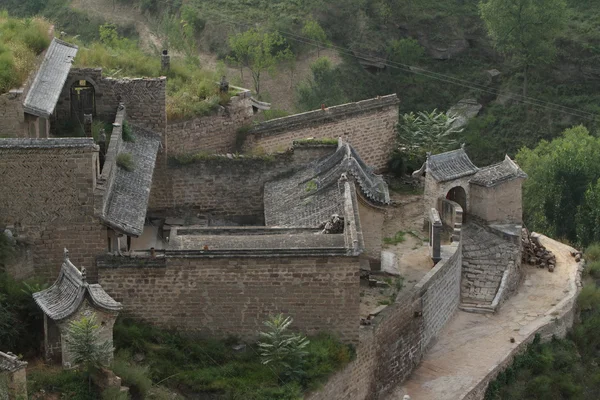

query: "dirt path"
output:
386 235 582 400
68 0 342 111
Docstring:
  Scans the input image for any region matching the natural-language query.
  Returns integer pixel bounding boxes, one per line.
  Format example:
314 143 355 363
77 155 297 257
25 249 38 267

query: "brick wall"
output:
0 90 26 137
0 142 107 281
244 95 399 171
166 94 254 155
148 145 337 219
357 197 385 261
469 179 524 224
307 241 463 400
97 255 360 343
55 68 167 135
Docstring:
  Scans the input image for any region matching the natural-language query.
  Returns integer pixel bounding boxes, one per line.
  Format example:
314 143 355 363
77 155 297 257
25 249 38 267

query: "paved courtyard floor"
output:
386 235 581 400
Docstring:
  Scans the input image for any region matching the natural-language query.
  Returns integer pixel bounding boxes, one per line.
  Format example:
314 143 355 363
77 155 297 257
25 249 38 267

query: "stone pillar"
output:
161 50 170 72
428 208 442 264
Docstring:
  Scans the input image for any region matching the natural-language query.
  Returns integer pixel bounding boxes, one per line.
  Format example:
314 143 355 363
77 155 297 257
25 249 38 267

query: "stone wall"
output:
148 145 337 220
0 351 27 400
0 90 26 138
0 140 107 281
307 241 462 400
423 174 471 224
357 196 386 262
97 255 360 344
244 95 399 171
439 198 463 241
166 93 254 155
469 179 524 224
55 68 167 135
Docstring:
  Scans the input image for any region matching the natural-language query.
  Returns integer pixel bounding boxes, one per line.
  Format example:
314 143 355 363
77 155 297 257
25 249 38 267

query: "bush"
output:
121 121 134 142
116 153 134 172
585 244 600 262
111 352 152 398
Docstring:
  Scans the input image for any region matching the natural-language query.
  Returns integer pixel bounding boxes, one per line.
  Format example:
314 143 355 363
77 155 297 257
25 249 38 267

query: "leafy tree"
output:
258 314 310 381
296 56 348 111
228 28 292 96
65 315 113 391
516 125 600 244
576 179 600 247
301 18 328 57
479 0 567 97
387 38 425 81
392 110 461 174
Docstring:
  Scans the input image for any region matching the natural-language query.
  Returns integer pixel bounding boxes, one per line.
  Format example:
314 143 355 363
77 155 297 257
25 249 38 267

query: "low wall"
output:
439 198 463 241
166 93 254 155
307 240 462 400
97 254 360 344
244 95 399 171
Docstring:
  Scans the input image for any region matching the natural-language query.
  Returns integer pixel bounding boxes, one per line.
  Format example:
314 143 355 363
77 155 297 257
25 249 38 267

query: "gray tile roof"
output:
23 38 78 118
427 147 479 182
0 351 27 372
470 156 527 187
33 250 121 321
0 138 96 149
103 125 161 237
264 141 389 227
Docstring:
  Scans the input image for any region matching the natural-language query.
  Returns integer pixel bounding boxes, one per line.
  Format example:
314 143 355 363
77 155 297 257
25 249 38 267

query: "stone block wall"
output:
461 222 521 304
357 196 386 261
423 174 471 224
166 94 254 155
469 179 524 224
97 255 360 344
308 241 463 400
244 95 399 171
0 90 26 138
55 68 167 135
0 142 107 281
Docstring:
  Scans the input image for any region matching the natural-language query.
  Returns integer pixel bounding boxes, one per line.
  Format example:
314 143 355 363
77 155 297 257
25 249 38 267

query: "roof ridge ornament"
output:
63 247 69 261
81 267 87 283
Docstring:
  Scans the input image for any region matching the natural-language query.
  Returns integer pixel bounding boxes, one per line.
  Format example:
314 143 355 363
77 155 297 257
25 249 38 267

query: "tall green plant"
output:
258 314 310 381
65 314 113 391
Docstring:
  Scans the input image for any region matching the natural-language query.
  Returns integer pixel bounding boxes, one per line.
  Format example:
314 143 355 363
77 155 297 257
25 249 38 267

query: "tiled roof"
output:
427 148 479 182
470 156 527 187
23 38 78 118
0 351 27 372
33 249 121 321
103 125 161 237
264 141 389 227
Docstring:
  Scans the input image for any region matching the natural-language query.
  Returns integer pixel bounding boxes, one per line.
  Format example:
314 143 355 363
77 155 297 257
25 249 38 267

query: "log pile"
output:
522 229 556 272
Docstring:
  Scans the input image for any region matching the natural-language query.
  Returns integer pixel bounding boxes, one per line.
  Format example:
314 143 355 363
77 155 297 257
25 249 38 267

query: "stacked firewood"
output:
522 229 557 272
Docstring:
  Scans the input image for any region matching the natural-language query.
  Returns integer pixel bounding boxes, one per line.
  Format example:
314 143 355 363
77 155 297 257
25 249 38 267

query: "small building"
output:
0 351 27 400
33 249 122 368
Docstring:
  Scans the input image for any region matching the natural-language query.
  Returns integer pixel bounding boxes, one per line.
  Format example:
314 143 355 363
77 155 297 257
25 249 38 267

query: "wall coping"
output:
247 94 399 136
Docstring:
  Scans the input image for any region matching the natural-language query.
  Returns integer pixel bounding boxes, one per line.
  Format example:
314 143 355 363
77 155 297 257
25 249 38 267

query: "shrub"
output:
116 153 134 172
111 352 152 398
585 244 600 262
121 121 134 142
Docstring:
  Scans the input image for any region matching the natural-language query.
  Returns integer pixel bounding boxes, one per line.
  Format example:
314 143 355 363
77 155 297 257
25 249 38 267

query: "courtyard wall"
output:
97 254 361 344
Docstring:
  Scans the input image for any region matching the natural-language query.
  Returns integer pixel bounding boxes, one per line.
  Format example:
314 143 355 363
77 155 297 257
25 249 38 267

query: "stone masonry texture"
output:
0 146 107 281
307 242 462 400
244 95 399 171
97 255 360 344
0 90 26 138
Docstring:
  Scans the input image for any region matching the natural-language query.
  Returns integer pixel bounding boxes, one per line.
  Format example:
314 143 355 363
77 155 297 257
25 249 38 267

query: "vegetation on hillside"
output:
0 11 50 94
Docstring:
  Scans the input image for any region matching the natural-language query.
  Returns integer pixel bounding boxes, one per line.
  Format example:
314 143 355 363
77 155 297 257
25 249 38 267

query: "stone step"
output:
459 302 496 314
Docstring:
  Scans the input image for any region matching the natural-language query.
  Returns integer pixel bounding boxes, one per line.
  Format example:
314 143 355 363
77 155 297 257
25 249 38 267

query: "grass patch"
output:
0 12 51 94
383 231 406 245
294 138 339 146
305 179 318 192
111 318 353 399
28 365 95 400
121 121 135 142
116 153 134 172
168 152 276 166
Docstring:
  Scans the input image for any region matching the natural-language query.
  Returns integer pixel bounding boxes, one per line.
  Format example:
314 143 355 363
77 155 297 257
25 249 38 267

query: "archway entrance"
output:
70 80 96 123
447 186 467 222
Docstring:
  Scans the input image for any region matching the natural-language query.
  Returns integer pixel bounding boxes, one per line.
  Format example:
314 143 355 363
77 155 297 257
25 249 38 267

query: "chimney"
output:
161 50 170 72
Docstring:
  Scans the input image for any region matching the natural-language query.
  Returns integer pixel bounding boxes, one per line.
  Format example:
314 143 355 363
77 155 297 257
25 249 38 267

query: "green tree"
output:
576 179 600 247
228 28 292 96
393 110 461 174
479 0 567 97
258 314 309 381
387 38 425 81
516 125 600 244
301 18 328 57
296 56 348 111
65 314 113 391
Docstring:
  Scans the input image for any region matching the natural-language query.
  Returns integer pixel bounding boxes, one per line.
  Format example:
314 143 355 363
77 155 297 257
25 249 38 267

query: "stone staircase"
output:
460 222 520 313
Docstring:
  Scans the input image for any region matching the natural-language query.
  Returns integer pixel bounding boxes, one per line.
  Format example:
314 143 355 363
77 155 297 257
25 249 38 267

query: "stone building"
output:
33 249 122 368
0 352 27 400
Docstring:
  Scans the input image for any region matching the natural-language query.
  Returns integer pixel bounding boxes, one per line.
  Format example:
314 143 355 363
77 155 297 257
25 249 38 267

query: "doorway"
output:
70 80 96 124
446 186 467 222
